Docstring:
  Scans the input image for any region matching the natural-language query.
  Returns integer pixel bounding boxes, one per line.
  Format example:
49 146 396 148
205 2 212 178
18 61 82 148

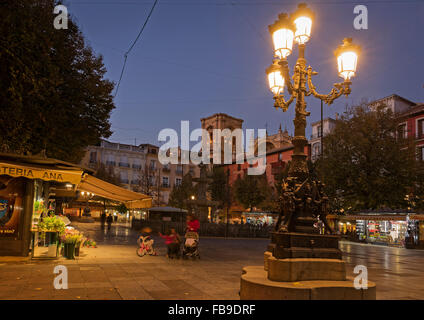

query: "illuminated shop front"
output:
328 213 424 249
359 220 408 247
0 153 85 256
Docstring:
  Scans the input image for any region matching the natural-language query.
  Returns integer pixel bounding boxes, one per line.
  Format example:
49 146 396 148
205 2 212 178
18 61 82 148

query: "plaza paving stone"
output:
1 221 424 299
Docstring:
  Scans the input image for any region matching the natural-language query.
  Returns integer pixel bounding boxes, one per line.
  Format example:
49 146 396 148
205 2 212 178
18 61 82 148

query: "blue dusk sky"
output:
65 0 424 147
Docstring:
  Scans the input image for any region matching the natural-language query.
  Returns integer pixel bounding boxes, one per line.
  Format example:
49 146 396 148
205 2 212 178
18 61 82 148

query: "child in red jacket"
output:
159 229 180 258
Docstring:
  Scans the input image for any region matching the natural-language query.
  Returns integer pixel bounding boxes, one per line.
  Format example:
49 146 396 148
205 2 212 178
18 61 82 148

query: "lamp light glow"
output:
268 13 295 59
266 61 285 96
334 38 361 80
291 3 314 45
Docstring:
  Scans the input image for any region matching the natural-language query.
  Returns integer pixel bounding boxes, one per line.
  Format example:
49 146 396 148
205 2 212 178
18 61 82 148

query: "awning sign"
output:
0 162 83 184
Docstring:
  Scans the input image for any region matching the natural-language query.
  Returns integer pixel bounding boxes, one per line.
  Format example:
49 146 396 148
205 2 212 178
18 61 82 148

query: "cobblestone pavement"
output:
0 221 423 300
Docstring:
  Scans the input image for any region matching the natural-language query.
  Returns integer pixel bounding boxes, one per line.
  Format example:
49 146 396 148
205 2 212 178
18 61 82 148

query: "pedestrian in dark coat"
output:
106 214 113 230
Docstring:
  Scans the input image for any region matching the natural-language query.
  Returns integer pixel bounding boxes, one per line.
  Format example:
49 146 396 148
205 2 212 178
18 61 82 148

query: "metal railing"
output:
132 220 274 238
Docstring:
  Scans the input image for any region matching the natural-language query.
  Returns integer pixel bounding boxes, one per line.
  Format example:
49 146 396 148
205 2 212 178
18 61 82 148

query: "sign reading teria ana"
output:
0 163 82 184
158 121 267 175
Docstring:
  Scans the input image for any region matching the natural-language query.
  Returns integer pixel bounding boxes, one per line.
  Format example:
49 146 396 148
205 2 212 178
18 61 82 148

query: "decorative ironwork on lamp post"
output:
266 3 361 234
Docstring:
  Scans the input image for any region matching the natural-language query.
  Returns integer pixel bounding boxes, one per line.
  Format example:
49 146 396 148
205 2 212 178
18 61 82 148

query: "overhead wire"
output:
114 0 159 97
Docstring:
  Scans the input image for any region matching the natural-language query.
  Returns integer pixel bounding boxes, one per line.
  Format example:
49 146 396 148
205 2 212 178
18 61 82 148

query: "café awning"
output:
77 174 152 209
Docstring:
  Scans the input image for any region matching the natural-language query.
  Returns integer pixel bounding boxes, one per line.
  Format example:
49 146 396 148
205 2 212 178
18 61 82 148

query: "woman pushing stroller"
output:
183 214 200 259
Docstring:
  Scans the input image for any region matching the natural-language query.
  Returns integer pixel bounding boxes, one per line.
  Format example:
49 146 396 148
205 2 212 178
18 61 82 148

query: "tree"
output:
134 163 159 204
233 173 271 212
208 166 231 209
115 203 128 215
0 0 115 163
93 162 121 186
316 103 421 212
168 174 196 210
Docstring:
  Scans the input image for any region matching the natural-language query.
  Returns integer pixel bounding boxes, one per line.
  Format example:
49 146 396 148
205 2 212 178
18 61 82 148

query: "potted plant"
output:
37 216 66 257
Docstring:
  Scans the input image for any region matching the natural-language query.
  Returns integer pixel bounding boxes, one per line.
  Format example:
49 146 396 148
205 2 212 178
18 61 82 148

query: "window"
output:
417 119 424 139
133 159 142 170
418 147 424 161
150 160 156 170
397 123 407 139
176 165 183 174
149 176 156 185
175 178 182 186
89 151 97 163
120 171 129 184
317 125 322 138
237 164 241 171
119 156 129 167
106 154 115 166
278 153 283 161
162 176 169 187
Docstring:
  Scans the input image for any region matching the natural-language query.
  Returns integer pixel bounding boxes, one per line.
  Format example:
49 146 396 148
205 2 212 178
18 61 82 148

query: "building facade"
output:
201 113 244 164
80 140 199 206
310 117 337 161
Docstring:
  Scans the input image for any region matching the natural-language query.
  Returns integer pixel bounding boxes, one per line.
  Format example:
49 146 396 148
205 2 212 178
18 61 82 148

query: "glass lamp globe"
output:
335 38 361 80
268 13 295 59
291 3 314 45
266 61 285 95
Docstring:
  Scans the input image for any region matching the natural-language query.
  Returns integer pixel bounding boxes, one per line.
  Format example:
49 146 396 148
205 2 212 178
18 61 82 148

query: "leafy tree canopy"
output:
233 173 271 212
316 103 422 212
168 173 196 210
0 0 115 163
208 166 231 208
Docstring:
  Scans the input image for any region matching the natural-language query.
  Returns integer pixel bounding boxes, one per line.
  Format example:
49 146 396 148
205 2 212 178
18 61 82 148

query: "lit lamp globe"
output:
291 3 314 45
266 61 285 96
335 38 361 81
268 13 295 59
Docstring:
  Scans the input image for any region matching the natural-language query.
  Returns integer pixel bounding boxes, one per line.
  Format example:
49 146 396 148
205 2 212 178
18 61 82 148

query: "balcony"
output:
310 133 323 140
132 164 142 170
162 165 171 172
105 161 116 166
121 179 129 184
119 162 130 168
161 183 170 188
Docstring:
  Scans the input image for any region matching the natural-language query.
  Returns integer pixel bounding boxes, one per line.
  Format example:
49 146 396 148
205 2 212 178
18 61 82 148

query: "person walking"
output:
100 212 106 229
106 213 113 231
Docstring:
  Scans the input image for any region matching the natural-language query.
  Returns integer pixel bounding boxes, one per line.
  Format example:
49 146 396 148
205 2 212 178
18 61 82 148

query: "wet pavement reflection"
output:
1 221 422 300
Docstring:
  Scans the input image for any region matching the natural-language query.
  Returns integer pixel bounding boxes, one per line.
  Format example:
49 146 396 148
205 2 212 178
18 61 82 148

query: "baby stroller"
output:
182 231 200 259
136 235 157 257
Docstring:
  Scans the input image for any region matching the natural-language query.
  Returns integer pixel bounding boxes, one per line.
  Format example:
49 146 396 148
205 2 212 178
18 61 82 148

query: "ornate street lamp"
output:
238 3 373 300
266 3 361 234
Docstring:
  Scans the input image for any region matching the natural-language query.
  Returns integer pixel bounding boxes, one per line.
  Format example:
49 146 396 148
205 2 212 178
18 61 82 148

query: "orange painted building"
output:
222 144 311 186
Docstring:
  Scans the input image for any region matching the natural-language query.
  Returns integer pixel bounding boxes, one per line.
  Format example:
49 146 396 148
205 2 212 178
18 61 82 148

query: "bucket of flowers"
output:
61 228 83 259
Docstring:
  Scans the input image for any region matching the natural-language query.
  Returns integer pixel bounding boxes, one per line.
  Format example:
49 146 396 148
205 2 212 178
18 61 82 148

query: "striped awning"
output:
77 174 152 209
